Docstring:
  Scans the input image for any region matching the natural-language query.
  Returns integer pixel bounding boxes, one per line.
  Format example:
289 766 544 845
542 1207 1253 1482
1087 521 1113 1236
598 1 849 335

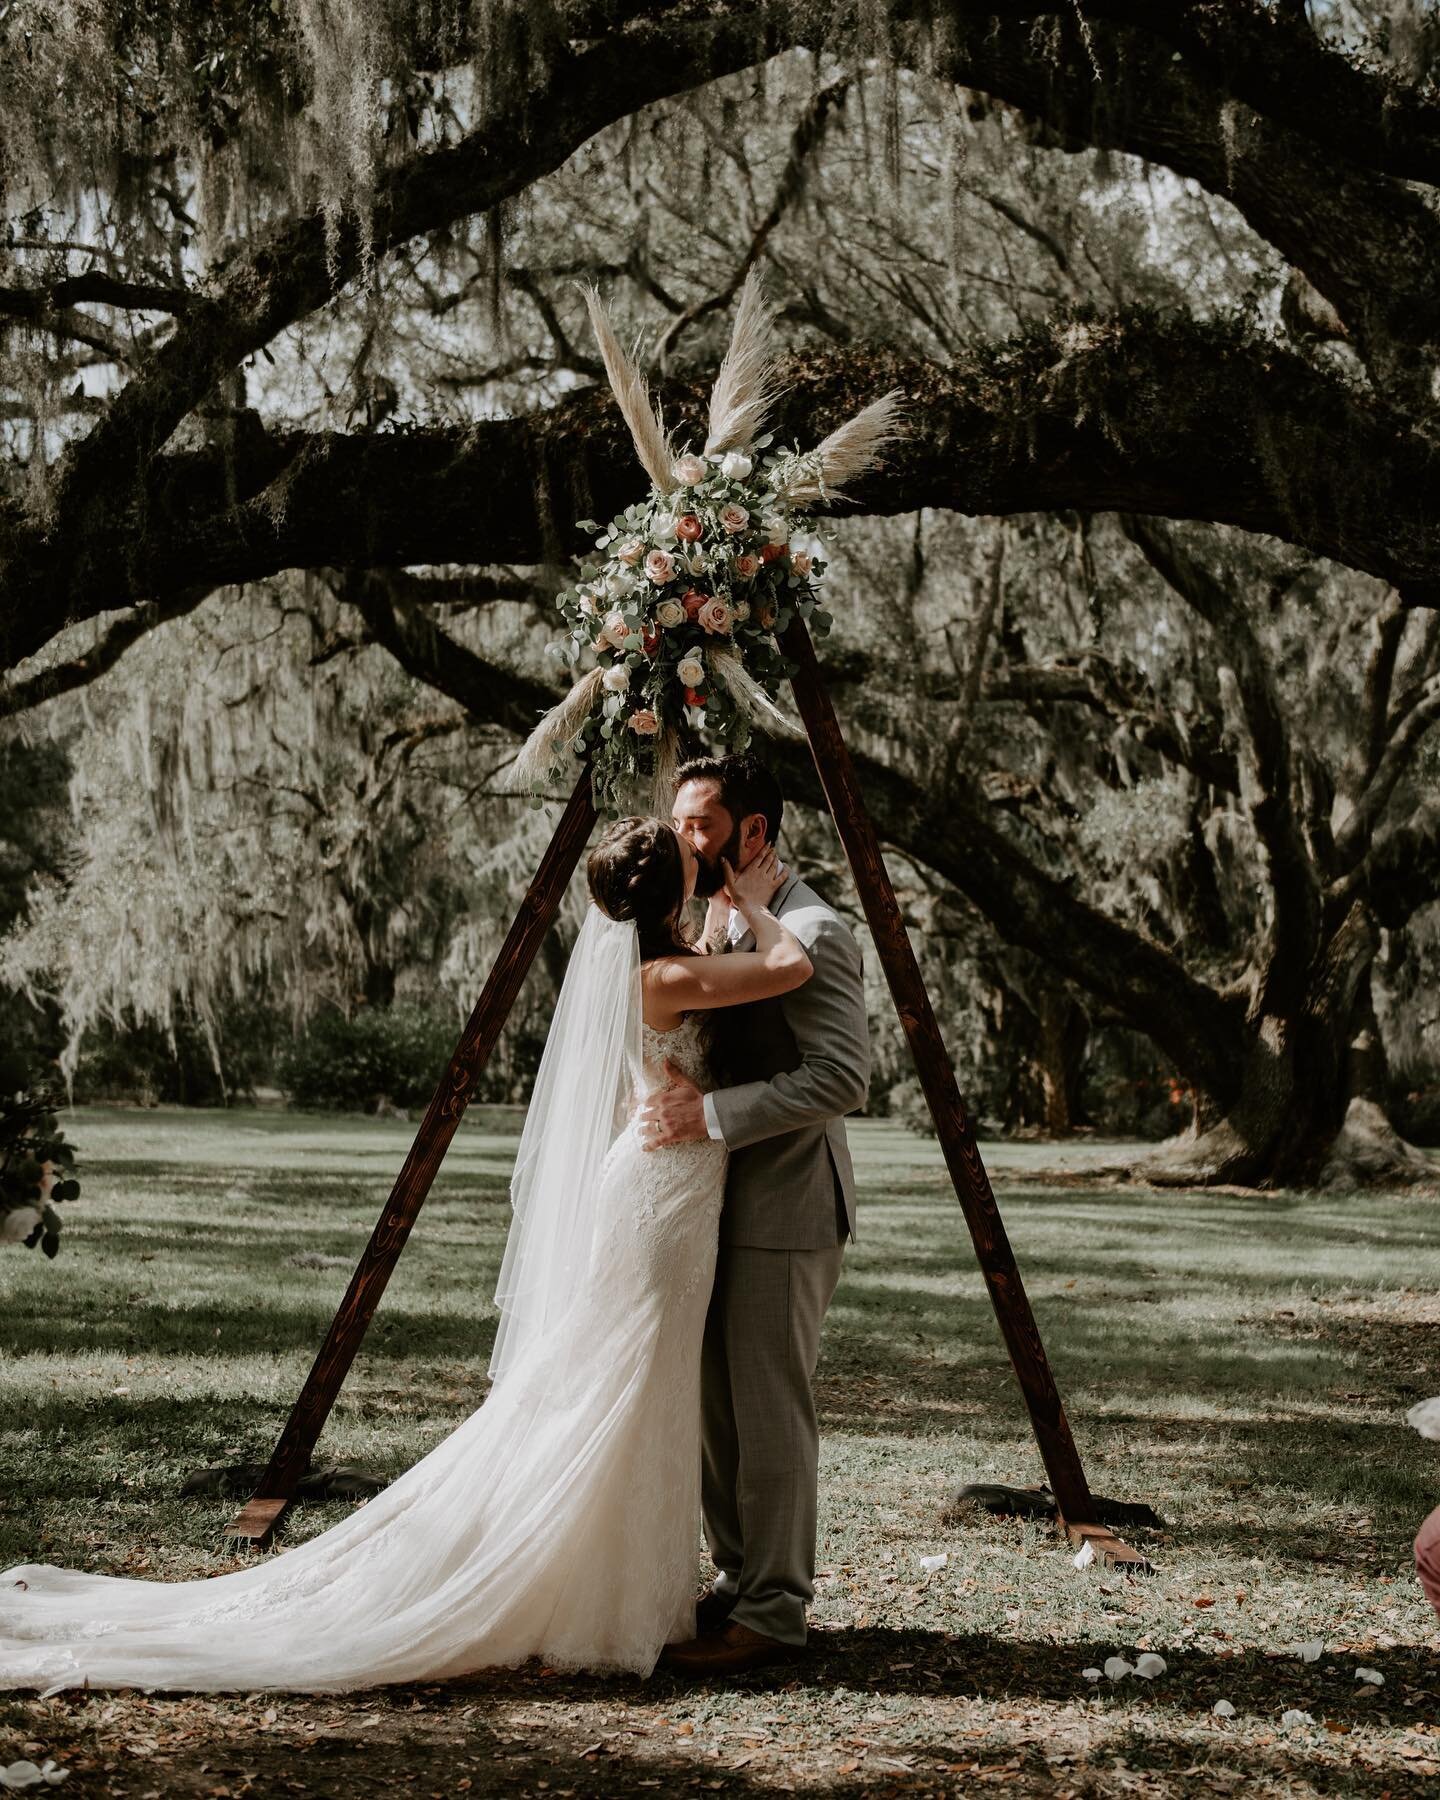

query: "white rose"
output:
577 591 597 616
685 704 708 731
673 452 707 486
720 450 753 480
605 570 636 599
764 515 788 545
601 664 631 693
683 550 707 574
676 653 705 687
732 600 751 622
2 1206 42 1245
650 514 680 546
655 599 685 629
600 608 629 648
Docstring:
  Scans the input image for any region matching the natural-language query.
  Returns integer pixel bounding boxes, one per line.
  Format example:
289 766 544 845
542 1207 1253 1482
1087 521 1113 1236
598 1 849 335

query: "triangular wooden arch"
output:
228 621 1147 1571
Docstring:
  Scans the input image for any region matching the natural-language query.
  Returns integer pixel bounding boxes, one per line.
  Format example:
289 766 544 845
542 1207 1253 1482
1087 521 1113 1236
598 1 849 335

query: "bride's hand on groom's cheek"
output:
638 1060 707 1149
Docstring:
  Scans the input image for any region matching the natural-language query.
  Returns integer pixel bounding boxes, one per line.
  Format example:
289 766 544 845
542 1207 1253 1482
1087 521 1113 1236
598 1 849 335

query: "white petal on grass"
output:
1082 1667 1103 1682
1297 1640 1324 1662
1133 1654 1167 1679
1103 1656 1134 1681
0 1766 62 1793
1073 1540 1096 1569
1280 1710 1315 1728
919 1553 948 1574
1212 1700 1236 1718
1355 1667 1384 1686
40 1769 67 1790
1405 1396 1440 1441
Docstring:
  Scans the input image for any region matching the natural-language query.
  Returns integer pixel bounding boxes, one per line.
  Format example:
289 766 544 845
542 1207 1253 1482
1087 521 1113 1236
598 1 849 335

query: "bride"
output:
0 816 811 1693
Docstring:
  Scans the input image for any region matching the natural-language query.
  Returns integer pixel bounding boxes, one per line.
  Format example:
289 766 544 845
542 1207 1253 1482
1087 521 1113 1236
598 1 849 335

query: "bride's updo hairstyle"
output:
587 817 693 963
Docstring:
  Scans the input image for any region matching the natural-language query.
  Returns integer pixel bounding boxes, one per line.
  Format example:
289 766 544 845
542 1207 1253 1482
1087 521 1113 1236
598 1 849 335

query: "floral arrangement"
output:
0 1061 80 1259
516 274 903 812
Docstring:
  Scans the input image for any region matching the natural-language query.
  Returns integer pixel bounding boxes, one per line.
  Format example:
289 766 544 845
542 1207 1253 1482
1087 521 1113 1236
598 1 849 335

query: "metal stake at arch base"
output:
229 637 1145 1572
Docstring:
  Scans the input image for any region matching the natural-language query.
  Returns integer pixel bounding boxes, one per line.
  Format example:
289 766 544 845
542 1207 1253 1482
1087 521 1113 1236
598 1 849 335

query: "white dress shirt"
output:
701 905 745 1141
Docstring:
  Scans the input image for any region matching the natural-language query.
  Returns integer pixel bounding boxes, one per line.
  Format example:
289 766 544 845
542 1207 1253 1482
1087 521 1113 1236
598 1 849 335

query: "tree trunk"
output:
1147 906 1430 1187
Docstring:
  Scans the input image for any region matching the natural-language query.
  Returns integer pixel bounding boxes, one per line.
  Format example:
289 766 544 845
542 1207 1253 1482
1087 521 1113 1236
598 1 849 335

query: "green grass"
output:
2 1107 1439 1796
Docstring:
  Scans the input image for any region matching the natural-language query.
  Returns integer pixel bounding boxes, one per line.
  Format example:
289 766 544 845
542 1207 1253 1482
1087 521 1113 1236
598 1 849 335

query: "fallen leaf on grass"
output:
1193 1596 1215 1609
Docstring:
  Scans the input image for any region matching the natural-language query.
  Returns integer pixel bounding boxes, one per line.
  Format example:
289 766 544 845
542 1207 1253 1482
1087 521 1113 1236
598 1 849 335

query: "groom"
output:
641 753 871 1675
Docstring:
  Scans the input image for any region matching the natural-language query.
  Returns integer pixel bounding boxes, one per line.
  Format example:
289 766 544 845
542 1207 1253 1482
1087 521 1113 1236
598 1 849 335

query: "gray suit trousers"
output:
700 1239 846 1646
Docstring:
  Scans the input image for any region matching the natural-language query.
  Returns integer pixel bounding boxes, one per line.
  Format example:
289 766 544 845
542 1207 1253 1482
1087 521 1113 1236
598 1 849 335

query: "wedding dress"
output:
0 912 728 1694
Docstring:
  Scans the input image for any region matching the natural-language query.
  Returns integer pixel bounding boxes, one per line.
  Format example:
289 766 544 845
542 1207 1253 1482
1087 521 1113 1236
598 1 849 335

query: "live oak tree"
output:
4 1 1440 1183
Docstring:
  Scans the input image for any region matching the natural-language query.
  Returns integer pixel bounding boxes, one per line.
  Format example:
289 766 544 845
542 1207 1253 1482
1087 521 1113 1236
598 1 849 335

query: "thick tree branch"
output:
10 315 1438 665
1120 513 1322 1013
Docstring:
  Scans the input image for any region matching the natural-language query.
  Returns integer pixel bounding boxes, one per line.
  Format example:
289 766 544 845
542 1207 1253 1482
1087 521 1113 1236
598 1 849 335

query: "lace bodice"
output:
641 1013 712 1091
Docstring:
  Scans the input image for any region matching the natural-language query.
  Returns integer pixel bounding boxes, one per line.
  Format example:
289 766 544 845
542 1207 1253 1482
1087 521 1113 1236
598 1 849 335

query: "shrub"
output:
278 1005 459 1113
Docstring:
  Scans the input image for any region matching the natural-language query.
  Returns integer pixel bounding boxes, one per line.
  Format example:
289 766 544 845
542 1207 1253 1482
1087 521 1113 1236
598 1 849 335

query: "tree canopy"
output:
5 1 1440 1182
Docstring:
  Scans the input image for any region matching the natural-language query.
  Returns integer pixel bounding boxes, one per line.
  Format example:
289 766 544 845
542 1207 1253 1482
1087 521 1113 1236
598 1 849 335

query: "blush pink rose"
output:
732 553 759 581
673 453 707 486
628 709 660 736
644 549 676 584
698 598 733 635
791 552 813 578
719 502 749 535
615 537 645 565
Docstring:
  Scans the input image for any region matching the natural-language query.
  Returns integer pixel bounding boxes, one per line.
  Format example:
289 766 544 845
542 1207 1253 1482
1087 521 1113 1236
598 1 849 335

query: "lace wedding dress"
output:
0 1013 726 1694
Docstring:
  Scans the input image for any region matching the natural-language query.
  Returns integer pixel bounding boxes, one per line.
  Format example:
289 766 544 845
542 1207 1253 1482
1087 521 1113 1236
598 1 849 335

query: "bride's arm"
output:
646 847 811 1014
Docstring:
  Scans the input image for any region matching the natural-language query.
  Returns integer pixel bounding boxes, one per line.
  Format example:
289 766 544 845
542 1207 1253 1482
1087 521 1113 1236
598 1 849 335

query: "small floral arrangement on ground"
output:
516 274 903 811
0 1059 81 1258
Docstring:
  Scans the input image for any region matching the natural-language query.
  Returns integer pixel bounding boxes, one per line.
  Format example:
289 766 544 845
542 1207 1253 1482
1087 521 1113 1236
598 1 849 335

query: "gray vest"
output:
708 875 870 1250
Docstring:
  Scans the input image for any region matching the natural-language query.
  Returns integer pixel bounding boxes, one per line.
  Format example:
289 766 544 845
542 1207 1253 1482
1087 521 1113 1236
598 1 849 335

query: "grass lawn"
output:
2 1106 1439 1797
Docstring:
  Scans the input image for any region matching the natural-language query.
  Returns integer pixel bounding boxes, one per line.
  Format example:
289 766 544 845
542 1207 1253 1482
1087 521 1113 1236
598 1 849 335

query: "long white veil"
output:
489 904 643 1383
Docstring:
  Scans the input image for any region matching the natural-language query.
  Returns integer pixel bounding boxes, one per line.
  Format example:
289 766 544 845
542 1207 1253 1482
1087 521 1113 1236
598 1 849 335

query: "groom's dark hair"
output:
674 753 784 845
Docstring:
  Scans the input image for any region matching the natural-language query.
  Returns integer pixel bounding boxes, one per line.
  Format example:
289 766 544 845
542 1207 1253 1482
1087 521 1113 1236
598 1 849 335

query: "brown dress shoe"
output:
660 1620 801 1676
694 1586 738 1636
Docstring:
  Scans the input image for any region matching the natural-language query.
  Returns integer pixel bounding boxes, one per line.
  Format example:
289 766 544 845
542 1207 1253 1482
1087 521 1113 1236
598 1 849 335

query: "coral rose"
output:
760 542 787 564
682 589 708 620
684 687 706 708
677 514 703 542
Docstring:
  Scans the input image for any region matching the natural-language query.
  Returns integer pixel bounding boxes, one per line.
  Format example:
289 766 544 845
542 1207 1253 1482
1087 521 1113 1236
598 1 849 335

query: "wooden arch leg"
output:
781 619 1147 1571
227 772 598 1547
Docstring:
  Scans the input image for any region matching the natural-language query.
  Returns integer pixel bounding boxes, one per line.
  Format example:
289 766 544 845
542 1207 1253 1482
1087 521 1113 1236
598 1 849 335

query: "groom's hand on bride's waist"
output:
639 1059 707 1149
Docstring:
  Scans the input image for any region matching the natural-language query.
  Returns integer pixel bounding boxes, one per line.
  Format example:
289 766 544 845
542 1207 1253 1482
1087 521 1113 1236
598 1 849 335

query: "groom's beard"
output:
692 822 744 898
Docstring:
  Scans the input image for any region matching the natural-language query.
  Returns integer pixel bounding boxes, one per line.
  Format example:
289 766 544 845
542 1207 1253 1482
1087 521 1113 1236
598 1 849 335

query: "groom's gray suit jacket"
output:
709 873 870 1246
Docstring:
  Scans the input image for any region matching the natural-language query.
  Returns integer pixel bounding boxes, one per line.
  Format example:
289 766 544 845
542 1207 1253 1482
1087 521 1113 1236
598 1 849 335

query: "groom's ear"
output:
740 811 769 859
